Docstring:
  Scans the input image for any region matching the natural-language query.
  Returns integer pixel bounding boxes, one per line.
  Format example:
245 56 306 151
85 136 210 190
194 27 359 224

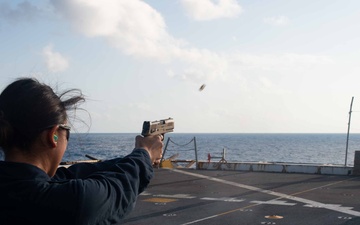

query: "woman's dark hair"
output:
0 78 85 151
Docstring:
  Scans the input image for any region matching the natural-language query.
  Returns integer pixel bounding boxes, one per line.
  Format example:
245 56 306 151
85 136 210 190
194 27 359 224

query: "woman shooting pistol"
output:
0 78 163 225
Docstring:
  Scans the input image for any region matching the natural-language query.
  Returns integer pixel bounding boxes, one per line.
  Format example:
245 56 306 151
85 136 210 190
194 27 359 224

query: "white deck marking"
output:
153 194 196 199
251 200 296 206
201 197 245 202
170 168 360 220
181 215 219 225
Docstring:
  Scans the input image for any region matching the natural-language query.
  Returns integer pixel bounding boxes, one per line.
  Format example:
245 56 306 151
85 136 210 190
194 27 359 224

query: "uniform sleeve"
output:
55 148 152 179
49 148 154 223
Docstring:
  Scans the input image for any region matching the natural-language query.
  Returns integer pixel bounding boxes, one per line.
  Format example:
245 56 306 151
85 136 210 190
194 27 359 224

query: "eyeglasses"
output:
58 124 71 141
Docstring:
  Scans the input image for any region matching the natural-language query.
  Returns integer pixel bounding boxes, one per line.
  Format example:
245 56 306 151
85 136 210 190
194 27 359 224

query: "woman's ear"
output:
47 125 59 148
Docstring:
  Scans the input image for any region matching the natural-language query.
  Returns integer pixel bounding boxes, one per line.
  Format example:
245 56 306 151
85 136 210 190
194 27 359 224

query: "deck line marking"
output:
170 168 360 223
181 215 219 225
153 194 196 199
286 177 356 196
251 200 296 206
181 204 259 225
201 197 245 202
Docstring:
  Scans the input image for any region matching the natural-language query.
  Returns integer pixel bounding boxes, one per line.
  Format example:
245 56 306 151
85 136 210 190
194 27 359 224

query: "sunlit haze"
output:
1 0 360 133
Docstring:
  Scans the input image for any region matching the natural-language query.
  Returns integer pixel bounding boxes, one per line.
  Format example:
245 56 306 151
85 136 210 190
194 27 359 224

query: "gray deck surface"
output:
123 168 360 225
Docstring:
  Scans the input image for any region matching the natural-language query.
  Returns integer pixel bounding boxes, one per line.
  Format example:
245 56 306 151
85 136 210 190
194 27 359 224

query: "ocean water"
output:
0 133 358 166
60 133 360 166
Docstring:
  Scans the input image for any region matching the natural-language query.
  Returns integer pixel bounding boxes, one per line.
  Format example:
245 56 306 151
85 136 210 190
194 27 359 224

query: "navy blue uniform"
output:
0 149 153 225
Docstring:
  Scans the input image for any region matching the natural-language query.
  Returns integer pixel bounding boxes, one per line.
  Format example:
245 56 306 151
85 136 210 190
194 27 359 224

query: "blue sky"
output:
1 0 360 133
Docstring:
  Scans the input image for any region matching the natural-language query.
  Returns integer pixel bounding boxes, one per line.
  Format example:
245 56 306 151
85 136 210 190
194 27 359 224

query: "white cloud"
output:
51 0 182 61
51 0 228 82
42 44 69 73
259 76 273 89
180 0 243 21
50 0 331 87
263 16 290 26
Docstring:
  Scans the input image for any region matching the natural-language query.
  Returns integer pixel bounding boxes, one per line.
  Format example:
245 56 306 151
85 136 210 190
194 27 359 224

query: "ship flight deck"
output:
123 168 360 225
